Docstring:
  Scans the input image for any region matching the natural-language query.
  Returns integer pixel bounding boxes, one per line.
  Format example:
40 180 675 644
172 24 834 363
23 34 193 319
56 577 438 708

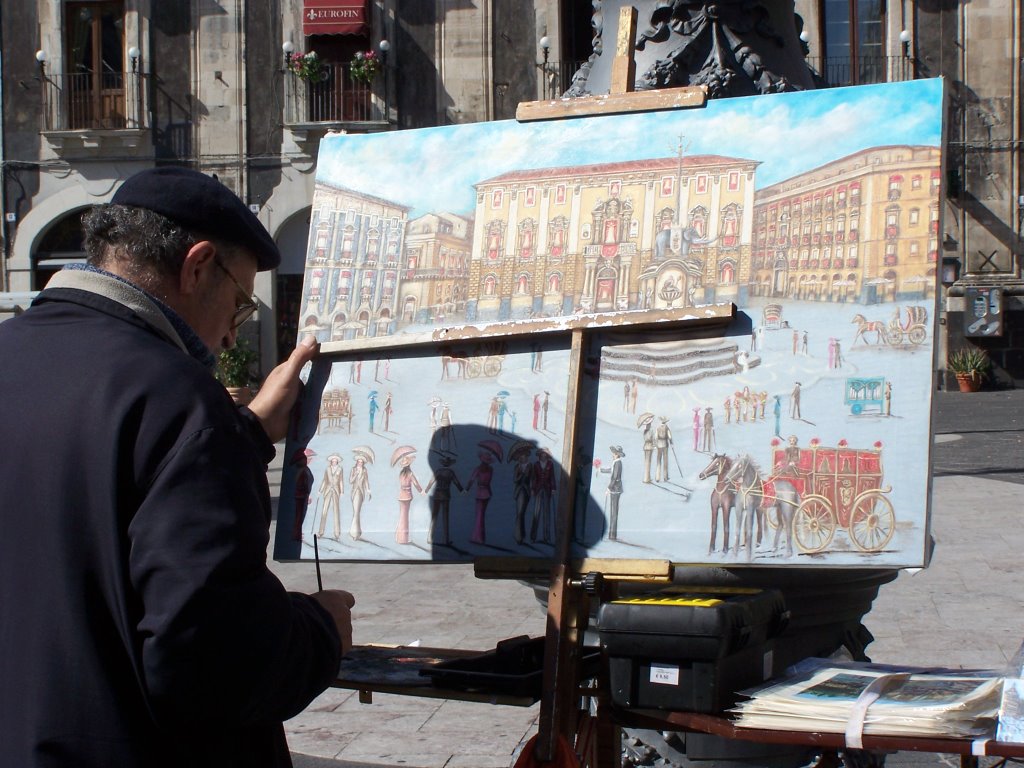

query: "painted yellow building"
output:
467 155 759 321
751 145 942 305
400 213 473 327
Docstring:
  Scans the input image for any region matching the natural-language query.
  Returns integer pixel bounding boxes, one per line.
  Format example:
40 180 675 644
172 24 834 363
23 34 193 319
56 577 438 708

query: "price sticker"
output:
649 664 680 686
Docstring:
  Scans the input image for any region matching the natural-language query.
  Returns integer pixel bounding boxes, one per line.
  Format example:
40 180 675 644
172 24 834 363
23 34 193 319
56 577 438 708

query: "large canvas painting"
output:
274 78 945 567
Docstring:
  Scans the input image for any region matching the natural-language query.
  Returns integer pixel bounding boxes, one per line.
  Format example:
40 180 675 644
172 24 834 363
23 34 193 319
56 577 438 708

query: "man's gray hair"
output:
82 204 239 289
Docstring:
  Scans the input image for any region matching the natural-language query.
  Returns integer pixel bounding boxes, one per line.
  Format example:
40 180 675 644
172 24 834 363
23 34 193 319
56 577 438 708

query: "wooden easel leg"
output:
536 563 589 762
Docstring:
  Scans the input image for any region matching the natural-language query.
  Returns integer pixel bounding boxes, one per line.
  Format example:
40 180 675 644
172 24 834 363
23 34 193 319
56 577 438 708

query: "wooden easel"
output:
504 8 712 765
327 9 718 766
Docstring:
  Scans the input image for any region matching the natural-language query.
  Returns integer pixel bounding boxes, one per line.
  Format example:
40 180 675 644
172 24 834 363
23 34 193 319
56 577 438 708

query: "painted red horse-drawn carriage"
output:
767 441 895 553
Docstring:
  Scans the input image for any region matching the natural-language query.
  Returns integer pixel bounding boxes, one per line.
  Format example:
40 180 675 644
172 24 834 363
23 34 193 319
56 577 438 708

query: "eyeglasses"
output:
213 257 258 329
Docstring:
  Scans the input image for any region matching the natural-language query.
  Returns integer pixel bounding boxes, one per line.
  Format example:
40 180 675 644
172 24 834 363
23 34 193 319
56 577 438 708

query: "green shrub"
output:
216 338 259 387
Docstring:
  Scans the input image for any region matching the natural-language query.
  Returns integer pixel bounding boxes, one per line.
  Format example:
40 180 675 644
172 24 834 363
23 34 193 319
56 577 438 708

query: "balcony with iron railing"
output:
284 62 387 128
38 69 150 153
538 55 912 98
805 55 914 87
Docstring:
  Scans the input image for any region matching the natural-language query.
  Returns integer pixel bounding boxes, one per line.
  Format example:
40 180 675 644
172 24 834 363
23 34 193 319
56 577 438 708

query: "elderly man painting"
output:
0 168 354 767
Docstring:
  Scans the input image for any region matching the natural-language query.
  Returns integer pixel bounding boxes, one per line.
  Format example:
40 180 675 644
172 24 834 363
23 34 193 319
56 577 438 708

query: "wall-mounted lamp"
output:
35 49 47 76
128 46 140 74
899 29 911 58
799 30 810 43
282 40 295 71
378 39 391 121
538 36 554 98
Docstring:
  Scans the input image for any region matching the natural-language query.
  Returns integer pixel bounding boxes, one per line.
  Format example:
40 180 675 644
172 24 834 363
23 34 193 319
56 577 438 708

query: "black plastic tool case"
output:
597 586 789 711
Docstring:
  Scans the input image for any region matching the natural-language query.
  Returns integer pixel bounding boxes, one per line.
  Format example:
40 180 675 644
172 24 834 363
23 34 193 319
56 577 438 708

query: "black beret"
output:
111 167 280 270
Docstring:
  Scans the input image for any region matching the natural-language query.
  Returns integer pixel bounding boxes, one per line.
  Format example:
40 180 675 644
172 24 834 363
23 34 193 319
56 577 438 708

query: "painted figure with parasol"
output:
466 439 503 544
368 390 379 432
348 446 374 540
508 440 536 544
495 390 514 433
317 453 345 539
391 445 422 545
423 450 463 546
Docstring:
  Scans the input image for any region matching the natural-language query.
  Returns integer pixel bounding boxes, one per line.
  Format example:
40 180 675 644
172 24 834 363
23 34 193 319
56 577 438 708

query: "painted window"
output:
721 205 739 247
487 223 502 261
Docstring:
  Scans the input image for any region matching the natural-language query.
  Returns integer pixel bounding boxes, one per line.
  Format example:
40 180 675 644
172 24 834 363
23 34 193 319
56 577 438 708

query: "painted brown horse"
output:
851 313 888 345
698 454 738 555
724 454 802 561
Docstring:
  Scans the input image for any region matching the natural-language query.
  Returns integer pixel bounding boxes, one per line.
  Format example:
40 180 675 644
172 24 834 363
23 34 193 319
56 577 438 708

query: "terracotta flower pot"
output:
226 385 254 406
955 372 982 393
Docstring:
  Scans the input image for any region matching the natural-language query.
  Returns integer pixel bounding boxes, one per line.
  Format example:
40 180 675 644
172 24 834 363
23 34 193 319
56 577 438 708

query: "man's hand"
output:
311 589 355 655
248 335 319 443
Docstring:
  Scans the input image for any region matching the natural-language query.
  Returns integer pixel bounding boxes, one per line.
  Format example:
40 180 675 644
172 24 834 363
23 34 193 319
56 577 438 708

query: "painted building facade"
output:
300 182 409 340
752 146 942 306
467 155 758 322
400 213 473 327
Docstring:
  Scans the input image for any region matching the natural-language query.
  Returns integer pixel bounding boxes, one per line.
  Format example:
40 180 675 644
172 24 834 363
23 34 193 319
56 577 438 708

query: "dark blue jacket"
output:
0 282 341 767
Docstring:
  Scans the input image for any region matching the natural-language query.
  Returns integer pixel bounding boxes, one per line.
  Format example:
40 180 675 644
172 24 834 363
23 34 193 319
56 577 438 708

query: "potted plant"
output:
286 50 328 84
348 50 379 85
948 346 990 392
217 338 259 405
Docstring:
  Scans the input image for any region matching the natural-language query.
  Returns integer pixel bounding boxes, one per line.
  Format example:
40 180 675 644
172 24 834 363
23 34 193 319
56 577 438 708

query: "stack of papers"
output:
731 660 1002 740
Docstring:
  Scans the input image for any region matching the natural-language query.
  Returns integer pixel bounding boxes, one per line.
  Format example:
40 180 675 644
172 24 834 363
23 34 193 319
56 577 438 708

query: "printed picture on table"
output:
278 78 945 567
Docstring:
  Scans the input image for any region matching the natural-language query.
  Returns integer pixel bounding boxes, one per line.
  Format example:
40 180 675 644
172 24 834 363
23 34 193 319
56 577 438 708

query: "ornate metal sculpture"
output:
567 0 816 99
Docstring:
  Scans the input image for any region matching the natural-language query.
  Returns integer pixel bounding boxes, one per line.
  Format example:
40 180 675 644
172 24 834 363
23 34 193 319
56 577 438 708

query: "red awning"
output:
303 0 367 35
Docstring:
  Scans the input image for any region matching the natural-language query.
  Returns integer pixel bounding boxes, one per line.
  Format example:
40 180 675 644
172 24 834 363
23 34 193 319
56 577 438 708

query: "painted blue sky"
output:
316 79 944 220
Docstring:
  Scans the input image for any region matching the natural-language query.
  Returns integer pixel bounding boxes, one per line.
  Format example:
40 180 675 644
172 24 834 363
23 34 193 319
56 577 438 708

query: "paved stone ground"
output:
267 389 1024 767
931 391 1024 485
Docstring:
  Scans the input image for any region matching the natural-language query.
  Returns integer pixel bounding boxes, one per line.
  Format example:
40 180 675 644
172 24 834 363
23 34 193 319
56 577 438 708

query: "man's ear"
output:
178 240 217 296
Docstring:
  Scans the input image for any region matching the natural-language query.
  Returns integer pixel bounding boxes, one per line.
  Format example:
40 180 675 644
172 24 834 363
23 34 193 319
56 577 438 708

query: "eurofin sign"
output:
303 0 367 36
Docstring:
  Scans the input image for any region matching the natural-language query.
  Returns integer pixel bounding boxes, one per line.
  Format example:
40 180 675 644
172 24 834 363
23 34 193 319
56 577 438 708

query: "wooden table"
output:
614 707 1024 768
